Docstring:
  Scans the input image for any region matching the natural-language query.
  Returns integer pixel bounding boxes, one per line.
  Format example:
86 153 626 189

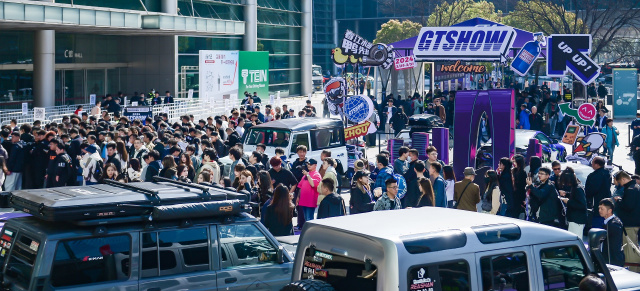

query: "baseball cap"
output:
308 158 318 165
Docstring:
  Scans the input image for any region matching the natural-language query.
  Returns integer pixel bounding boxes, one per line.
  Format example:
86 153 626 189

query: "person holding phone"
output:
290 159 322 228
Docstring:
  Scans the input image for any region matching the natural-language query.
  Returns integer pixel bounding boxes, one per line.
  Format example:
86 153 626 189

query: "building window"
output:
481 252 530 291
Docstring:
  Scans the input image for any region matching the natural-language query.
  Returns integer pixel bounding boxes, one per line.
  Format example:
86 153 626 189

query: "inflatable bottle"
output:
511 33 545 76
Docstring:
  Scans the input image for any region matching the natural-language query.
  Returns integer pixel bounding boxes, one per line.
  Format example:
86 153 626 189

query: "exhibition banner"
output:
123 106 153 122
238 51 269 100
612 68 638 118
546 34 600 85
199 50 239 101
413 26 516 61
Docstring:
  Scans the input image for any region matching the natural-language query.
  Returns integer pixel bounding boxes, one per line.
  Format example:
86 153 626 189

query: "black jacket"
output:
317 193 346 219
513 169 527 211
46 153 72 188
349 185 375 214
268 168 298 189
262 205 294 236
529 180 560 224
603 216 625 267
145 160 162 182
585 167 612 212
499 171 514 206
565 186 588 224
616 180 640 227
403 178 421 208
7 141 26 173
226 131 242 150
106 154 123 173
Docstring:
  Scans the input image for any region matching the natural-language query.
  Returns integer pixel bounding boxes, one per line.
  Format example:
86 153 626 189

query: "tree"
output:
374 20 423 98
504 0 640 60
426 0 502 27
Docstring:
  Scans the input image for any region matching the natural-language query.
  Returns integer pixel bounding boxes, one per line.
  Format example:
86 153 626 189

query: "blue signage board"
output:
546 34 600 85
612 68 638 118
413 26 516 61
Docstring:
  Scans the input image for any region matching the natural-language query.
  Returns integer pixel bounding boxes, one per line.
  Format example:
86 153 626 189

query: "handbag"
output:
454 181 472 209
481 189 493 212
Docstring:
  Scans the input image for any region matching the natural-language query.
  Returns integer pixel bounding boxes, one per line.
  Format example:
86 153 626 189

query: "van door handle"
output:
147 288 161 291
225 277 238 284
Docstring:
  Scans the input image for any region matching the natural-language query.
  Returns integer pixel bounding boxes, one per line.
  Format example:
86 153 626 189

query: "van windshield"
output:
246 128 291 148
301 248 377 291
5 233 40 289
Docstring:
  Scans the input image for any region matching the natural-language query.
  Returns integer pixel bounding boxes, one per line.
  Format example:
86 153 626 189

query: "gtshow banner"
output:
413 26 516 61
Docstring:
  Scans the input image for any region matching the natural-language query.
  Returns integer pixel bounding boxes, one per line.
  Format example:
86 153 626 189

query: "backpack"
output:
393 173 407 199
93 159 104 181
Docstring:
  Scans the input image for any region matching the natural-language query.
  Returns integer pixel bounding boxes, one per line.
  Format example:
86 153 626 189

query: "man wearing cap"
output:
291 158 322 228
268 156 298 189
454 167 480 211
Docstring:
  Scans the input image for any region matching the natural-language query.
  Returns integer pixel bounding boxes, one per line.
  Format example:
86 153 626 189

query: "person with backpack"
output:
527 167 561 227
480 170 502 215
5 132 26 191
46 138 73 188
80 144 103 185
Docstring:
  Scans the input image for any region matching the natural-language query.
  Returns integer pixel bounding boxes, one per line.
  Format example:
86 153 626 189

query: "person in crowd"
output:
249 151 265 171
599 198 625 267
529 106 543 131
527 167 560 226
382 98 397 135
373 154 394 192
518 104 531 129
128 158 142 182
443 165 456 208
601 118 620 161
318 157 338 200
98 163 123 183
80 145 102 185
291 145 309 182
390 106 408 135
579 274 605 291
160 156 178 180
105 143 122 173
454 167 480 211
425 146 445 173
612 170 640 271
416 177 435 207
179 153 195 181
433 98 446 124
429 162 447 207
497 158 513 216
291 158 321 228
512 155 527 219
394 146 409 175
585 157 611 231
403 149 420 185
143 150 162 182
557 167 588 237
350 170 378 214
46 138 72 188
5 132 26 190
316 178 346 219
254 171 273 209
176 164 191 183
404 161 426 208
262 184 295 236
374 178 402 211
480 170 501 215
197 171 212 185
130 138 148 164
196 148 220 184
268 157 297 189
228 147 243 182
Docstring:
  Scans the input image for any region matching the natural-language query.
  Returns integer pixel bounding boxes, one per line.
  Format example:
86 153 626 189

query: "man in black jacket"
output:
46 138 72 188
5 132 26 191
613 171 640 271
317 178 346 219
105 143 123 173
585 157 611 230
526 167 560 226
144 150 162 182
599 198 625 267
31 130 49 189
267 157 297 189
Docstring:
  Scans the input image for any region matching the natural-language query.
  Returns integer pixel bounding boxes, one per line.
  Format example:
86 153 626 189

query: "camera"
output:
362 44 392 67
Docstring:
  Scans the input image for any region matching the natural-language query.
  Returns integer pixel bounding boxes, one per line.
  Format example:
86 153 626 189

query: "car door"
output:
310 128 348 173
289 131 311 160
216 223 292 291
531 242 591 290
475 246 539 291
138 227 217 291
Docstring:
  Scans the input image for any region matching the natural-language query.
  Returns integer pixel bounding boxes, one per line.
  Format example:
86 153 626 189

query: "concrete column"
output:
301 0 313 96
162 0 178 14
244 0 257 51
33 30 55 108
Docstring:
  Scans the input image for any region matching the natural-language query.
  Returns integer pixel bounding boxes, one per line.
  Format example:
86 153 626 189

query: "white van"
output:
243 118 348 175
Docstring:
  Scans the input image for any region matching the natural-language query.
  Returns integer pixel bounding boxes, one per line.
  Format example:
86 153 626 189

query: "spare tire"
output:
281 279 335 291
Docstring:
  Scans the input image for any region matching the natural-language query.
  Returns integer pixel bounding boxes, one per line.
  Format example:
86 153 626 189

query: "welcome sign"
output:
413 27 516 61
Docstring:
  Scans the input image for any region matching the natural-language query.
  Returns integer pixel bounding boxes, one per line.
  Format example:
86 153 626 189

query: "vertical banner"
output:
34 107 45 121
199 50 239 102
90 94 96 105
21 103 28 116
612 68 638 118
238 51 269 100
188 89 194 99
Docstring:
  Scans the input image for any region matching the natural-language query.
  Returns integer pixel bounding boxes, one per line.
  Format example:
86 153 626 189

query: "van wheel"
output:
281 279 335 291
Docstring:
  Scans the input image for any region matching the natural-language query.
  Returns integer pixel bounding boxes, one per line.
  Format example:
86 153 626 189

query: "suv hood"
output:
609 264 640 290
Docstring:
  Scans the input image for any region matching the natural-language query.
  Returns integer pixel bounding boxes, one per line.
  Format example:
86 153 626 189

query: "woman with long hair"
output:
557 167 588 237
236 170 255 192
481 170 501 215
416 177 435 207
99 163 123 183
176 164 191 183
115 140 129 167
498 157 514 217
180 152 195 181
443 166 456 208
197 171 212 185
127 158 142 182
512 154 527 219
160 156 177 180
349 171 375 214
256 171 274 207
527 156 543 220
262 184 295 236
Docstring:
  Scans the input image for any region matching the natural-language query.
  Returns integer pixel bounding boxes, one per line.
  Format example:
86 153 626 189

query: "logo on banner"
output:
546 34 600 85
559 103 596 127
333 30 394 69
440 61 486 73
394 55 417 70
413 27 516 61
344 121 371 141
344 95 374 123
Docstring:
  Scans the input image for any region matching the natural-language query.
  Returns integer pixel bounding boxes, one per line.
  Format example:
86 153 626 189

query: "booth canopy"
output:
391 18 547 59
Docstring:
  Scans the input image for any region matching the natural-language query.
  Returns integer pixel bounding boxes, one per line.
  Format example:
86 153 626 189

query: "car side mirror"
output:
277 246 285 264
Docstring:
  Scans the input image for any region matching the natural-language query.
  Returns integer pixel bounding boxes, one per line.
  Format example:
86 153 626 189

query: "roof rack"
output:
104 179 159 196
152 176 211 192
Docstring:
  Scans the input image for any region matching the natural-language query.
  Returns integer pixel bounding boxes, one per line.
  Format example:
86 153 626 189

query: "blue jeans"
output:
300 206 315 228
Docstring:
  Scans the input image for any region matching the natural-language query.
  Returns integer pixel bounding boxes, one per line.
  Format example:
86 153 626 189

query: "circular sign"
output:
577 103 597 121
344 95 374 123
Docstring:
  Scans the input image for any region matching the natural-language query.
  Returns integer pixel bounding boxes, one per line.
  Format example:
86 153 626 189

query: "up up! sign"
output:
413 26 516 61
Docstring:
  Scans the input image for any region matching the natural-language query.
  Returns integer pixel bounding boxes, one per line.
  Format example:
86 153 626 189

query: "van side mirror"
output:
277 246 285 264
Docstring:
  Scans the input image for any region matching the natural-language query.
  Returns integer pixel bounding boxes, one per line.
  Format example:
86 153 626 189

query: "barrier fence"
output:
0 96 314 126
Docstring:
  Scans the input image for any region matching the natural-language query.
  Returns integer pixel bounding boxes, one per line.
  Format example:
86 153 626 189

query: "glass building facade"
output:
0 0 310 108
